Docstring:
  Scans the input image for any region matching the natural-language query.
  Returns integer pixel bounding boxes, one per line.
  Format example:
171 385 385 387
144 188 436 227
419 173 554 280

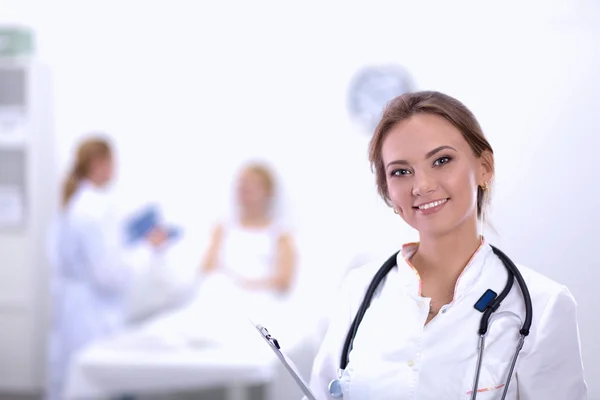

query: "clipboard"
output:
125 206 182 245
253 323 317 400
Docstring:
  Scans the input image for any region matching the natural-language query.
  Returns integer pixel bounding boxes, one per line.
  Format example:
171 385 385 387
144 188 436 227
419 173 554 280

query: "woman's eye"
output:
433 156 452 166
391 169 411 177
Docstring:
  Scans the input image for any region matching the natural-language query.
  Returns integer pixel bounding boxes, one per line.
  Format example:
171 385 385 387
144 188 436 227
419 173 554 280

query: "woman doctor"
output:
306 91 587 399
46 137 168 400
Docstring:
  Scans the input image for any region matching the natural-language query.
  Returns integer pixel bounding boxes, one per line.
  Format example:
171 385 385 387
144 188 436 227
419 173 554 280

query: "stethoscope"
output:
328 245 533 400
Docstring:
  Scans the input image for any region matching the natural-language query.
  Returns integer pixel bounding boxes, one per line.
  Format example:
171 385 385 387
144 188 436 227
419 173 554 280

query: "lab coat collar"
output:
394 238 491 299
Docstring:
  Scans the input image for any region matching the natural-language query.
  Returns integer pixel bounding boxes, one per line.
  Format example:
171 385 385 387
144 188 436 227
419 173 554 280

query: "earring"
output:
479 183 487 239
393 208 399 214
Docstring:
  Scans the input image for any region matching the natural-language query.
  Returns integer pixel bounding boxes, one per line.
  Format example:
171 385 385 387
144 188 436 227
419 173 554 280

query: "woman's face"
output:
91 155 115 186
381 113 492 237
236 169 271 212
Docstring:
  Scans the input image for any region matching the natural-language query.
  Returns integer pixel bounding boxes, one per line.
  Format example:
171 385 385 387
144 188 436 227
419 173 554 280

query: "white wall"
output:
2 0 600 396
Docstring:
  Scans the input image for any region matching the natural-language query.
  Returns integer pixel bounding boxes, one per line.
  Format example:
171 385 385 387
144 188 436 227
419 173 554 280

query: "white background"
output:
1 0 599 397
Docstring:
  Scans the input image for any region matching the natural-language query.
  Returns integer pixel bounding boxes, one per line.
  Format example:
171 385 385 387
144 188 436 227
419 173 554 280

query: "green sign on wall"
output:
0 27 34 58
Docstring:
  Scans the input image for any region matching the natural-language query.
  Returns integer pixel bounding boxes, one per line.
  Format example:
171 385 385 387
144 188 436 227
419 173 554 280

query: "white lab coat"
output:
307 241 587 400
46 181 158 400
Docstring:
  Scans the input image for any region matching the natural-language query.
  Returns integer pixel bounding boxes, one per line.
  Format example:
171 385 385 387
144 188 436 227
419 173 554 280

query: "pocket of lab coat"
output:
343 363 369 400
464 309 522 399
464 359 518 400
344 361 408 400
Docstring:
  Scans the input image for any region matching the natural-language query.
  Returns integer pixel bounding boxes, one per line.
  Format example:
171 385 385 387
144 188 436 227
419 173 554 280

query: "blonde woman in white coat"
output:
46 137 168 400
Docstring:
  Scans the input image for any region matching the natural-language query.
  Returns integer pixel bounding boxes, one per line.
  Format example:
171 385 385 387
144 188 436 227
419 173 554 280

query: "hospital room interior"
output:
0 1 599 399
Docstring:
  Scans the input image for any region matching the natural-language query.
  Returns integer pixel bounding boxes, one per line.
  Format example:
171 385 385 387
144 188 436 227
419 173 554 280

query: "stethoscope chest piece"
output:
328 378 343 398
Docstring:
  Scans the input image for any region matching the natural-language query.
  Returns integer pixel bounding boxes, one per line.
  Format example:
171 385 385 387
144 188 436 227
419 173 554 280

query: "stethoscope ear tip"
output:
328 379 343 398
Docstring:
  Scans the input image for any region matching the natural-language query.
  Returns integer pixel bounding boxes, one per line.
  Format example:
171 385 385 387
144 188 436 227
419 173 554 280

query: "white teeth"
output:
419 199 448 210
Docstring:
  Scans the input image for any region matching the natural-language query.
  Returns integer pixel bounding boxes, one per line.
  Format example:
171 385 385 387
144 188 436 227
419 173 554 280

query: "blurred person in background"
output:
199 162 297 297
45 136 169 400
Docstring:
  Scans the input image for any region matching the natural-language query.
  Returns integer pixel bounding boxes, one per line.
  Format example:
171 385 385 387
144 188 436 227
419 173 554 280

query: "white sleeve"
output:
78 212 155 296
306 269 366 400
517 286 588 399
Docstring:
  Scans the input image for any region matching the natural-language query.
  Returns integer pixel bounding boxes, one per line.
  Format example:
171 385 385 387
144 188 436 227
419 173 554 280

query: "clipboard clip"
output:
251 321 318 400
256 324 281 349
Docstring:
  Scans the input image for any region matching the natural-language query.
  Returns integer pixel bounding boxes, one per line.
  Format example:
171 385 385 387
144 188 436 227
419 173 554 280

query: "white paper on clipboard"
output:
252 323 317 400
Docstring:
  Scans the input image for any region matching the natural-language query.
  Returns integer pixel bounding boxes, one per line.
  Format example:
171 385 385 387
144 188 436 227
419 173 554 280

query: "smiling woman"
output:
304 91 587 400
370 94 495 228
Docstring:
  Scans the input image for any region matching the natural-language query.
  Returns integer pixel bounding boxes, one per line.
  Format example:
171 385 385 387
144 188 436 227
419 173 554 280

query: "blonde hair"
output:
242 163 276 197
62 137 112 208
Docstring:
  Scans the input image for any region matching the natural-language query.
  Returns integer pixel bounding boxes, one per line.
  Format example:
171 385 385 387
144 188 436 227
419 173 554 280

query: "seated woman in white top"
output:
200 162 296 296
307 91 587 399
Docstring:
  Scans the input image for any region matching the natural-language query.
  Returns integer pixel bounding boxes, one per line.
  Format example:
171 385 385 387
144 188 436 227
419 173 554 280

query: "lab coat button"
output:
407 359 415 367
418 301 425 308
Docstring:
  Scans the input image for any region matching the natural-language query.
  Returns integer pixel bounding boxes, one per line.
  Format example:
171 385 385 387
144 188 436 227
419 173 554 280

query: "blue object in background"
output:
165 226 181 240
125 206 182 245
126 207 159 244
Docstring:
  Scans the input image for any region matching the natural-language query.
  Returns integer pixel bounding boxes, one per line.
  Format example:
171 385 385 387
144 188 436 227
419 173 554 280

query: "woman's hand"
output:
199 224 223 274
145 227 169 248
